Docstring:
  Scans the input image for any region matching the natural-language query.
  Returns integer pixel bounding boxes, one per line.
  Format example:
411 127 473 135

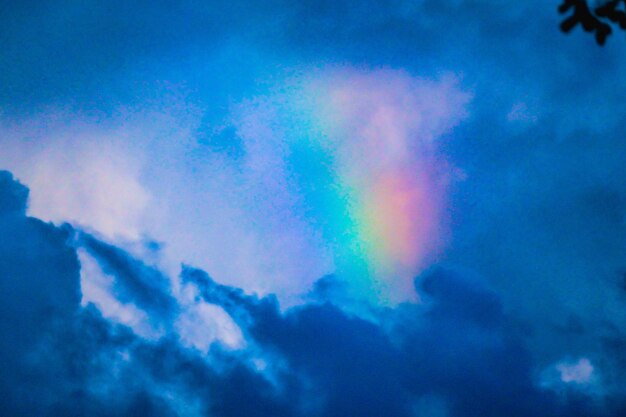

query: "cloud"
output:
78 232 178 321
0 171 178 416
3 0 626 415
0 65 470 306
557 358 595 384
541 357 602 400
78 247 158 339
1 170 615 417
0 115 152 240
228 67 470 303
0 171 29 214
177 264 599 417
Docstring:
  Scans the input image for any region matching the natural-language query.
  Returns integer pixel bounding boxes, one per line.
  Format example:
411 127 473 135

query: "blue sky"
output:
2 1 626 416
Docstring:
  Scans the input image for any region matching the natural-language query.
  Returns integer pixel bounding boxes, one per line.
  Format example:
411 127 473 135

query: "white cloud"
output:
506 102 538 124
556 357 594 384
174 283 245 352
78 249 161 339
540 357 599 394
0 114 151 240
0 67 470 306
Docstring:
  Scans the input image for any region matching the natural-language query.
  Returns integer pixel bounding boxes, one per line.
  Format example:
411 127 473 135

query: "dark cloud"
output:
0 170 28 214
0 171 178 416
442 79 626 394
0 171 80 415
2 0 618 116
2 155 625 415
78 232 178 321
183 266 607 417
3 1 626 416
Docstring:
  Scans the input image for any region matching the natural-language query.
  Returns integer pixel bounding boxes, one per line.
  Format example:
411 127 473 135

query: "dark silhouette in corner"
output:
560 0 626 44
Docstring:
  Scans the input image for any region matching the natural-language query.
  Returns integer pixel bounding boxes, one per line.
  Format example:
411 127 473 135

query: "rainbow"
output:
237 68 468 303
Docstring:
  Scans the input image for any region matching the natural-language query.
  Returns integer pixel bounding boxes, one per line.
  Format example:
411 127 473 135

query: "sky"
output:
2 1 626 416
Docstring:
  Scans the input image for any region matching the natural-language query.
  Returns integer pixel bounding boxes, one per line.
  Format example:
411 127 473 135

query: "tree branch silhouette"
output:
559 0 626 45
